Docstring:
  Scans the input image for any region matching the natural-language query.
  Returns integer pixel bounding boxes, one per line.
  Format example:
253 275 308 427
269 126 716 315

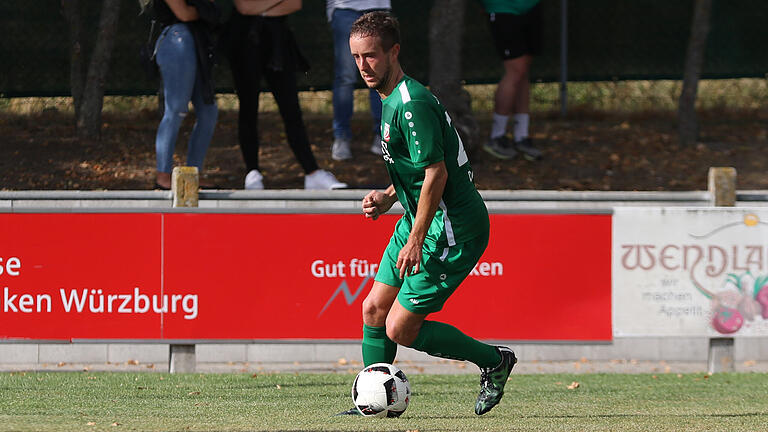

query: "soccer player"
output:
339 11 516 416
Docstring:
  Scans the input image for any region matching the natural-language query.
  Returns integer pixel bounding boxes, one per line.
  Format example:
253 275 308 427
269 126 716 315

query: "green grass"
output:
1 372 767 431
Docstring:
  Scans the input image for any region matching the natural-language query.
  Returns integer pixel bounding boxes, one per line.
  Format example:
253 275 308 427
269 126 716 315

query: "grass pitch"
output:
1 371 766 431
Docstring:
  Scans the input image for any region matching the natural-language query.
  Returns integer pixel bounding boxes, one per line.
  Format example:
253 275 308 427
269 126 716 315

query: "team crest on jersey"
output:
383 123 390 142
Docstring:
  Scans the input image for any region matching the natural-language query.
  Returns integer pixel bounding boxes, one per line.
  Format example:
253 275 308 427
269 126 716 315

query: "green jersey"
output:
379 75 489 250
481 0 539 15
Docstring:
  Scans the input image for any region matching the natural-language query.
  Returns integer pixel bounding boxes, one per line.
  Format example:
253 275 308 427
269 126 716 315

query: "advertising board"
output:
1 213 611 341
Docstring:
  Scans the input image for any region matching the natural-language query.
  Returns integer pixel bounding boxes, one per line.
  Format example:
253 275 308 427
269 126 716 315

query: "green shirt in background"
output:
379 75 489 251
480 0 539 15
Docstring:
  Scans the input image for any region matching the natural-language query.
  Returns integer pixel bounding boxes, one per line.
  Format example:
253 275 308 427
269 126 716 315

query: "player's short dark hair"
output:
350 11 400 52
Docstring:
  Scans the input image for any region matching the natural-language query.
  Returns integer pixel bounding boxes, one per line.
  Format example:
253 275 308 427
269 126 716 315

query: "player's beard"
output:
368 60 394 92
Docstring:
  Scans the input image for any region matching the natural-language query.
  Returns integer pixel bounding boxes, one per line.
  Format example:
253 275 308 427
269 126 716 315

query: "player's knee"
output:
361 297 386 326
384 323 403 345
385 320 417 347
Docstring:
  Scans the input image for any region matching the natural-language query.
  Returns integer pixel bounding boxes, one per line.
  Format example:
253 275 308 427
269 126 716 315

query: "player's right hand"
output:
362 191 381 220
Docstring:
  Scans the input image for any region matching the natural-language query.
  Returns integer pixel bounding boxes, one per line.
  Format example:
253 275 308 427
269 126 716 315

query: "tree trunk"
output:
61 0 84 120
77 0 122 140
428 0 478 152
678 0 712 146
61 0 122 141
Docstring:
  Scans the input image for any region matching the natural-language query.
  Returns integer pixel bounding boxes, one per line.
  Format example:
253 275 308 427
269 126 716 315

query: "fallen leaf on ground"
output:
567 381 580 390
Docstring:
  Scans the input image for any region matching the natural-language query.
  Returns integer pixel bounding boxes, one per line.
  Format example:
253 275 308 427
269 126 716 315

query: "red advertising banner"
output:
0 214 162 340
1 213 611 341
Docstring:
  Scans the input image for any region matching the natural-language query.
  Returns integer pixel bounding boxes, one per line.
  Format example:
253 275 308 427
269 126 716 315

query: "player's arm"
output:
397 161 448 278
362 185 397 220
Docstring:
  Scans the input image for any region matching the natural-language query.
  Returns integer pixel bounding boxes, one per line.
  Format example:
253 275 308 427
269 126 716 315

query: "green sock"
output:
362 324 397 366
410 320 501 369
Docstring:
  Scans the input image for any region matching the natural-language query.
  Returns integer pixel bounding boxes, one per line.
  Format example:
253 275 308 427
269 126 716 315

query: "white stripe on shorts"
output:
439 247 450 262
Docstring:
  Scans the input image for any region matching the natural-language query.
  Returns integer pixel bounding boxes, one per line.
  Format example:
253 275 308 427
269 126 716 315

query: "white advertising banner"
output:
613 207 768 337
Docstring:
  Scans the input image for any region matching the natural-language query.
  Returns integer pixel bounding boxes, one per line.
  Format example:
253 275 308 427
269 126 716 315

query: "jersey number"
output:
444 112 469 167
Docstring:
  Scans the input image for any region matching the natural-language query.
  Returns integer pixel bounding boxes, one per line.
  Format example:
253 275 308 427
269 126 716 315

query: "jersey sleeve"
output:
398 99 445 168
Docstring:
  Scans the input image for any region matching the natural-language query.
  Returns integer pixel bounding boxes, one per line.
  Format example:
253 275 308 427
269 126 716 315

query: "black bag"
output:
139 19 159 80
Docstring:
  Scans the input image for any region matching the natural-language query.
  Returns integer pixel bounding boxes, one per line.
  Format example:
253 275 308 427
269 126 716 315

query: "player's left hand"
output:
397 240 422 279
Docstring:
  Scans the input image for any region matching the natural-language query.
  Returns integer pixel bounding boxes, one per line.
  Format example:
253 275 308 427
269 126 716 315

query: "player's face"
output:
349 35 399 92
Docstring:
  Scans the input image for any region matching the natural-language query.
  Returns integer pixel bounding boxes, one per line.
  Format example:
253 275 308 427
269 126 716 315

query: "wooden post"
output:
169 167 198 373
707 167 736 373
172 166 199 208
707 167 736 207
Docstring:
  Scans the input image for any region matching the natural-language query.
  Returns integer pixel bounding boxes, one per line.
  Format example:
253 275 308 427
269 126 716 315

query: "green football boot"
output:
474 346 517 415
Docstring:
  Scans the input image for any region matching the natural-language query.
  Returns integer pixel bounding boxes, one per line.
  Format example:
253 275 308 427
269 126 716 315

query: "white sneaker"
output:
371 134 383 156
305 169 347 190
244 169 264 190
331 137 352 161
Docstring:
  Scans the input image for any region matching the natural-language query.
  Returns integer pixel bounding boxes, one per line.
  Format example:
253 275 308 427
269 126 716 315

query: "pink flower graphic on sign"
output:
694 272 767 334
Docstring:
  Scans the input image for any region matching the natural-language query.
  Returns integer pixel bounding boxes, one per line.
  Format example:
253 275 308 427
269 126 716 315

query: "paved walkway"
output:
3 359 768 374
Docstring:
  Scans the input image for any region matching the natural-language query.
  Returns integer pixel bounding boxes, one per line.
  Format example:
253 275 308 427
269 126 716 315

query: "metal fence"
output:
1 0 767 97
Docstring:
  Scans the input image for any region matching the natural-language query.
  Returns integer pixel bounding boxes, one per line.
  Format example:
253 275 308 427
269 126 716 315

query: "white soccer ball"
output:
351 363 411 418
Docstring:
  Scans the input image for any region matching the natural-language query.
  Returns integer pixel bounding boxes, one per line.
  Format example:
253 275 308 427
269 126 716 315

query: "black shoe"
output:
514 137 543 161
153 183 170 190
475 346 517 415
334 407 361 416
483 135 518 159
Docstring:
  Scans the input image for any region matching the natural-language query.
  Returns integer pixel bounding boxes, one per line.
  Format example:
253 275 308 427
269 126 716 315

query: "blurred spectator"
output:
326 0 391 161
481 0 543 161
151 0 220 189
225 0 347 189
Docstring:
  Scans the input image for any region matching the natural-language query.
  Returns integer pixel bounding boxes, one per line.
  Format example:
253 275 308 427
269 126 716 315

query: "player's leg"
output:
357 230 413 367
394 235 517 415
386 299 500 369
336 265 399 416
360 280 399 366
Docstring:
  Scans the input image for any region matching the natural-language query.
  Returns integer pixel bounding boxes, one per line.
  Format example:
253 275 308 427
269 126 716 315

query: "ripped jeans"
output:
154 23 218 174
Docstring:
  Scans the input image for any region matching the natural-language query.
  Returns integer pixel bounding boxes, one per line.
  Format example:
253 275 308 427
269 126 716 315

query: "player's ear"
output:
389 43 400 60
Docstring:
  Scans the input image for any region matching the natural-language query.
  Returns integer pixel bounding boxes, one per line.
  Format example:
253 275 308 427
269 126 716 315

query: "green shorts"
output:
374 232 490 314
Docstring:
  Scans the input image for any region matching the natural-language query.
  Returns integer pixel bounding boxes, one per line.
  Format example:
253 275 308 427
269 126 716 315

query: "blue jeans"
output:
331 8 382 140
154 23 218 173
